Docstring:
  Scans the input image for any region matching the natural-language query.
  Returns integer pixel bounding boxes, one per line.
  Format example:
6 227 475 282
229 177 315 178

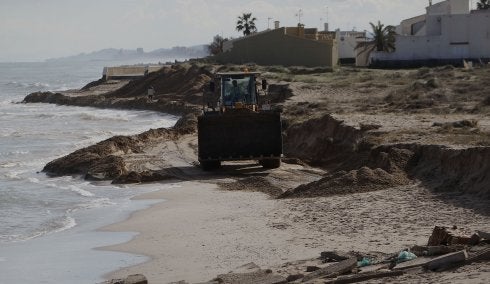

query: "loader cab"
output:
216 72 262 111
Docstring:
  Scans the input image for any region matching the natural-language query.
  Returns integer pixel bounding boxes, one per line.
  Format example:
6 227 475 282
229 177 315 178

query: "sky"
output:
0 0 479 62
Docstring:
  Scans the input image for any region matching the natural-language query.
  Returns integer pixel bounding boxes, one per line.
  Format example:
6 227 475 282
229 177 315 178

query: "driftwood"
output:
105 274 148 284
466 247 490 263
426 250 468 271
215 269 286 284
324 270 404 284
302 258 357 282
476 230 490 240
411 245 465 256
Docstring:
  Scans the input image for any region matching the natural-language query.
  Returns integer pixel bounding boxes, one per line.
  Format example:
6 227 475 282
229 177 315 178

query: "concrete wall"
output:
426 14 443 36
398 15 426 35
103 65 165 80
338 31 367 61
215 28 338 67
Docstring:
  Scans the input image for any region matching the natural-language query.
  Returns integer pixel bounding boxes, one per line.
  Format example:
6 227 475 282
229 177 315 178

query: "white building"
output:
337 30 368 64
370 0 490 67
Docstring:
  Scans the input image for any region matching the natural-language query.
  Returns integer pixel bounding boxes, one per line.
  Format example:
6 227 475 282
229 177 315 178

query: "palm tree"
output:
477 0 490 9
236 13 257 36
355 21 396 65
369 21 396 52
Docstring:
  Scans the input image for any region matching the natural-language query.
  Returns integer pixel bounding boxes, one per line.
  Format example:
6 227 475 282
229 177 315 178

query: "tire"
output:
259 158 281 169
200 160 221 171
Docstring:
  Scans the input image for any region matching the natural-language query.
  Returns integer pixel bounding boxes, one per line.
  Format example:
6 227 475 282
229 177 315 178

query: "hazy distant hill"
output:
46 45 209 62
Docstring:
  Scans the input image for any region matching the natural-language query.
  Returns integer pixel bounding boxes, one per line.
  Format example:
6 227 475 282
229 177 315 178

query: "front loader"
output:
197 72 282 170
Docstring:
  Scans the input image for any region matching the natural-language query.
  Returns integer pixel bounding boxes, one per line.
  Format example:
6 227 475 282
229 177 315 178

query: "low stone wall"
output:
103 65 165 80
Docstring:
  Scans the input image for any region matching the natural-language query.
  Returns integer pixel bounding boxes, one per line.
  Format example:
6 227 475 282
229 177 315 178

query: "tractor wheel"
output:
259 158 281 169
200 160 221 171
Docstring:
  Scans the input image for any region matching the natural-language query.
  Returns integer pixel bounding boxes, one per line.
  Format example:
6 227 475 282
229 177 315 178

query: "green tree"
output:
355 21 396 66
369 21 396 52
236 13 257 36
477 0 490 9
208 35 228 55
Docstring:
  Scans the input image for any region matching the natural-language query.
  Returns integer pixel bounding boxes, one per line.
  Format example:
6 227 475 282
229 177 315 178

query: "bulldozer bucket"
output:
198 111 282 162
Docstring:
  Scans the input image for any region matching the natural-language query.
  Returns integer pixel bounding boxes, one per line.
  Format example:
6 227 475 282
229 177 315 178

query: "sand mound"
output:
105 64 213 105
280 146 414 198
282 113 490 198
284 114 363 167
267 84 293 104
219 177 283 197
43 115 195 181
280 166 406 198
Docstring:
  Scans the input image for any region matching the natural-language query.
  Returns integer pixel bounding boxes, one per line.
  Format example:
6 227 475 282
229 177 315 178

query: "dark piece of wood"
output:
324 270 404 284
215 269 287 284
476 230 490 240
302 258 357 282
426 250 468 271
411 245 465 256
466 247 490 263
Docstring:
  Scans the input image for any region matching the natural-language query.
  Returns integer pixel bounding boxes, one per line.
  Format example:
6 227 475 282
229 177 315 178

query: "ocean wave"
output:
3 171 22 181
0 216 77 243
35 113 56 119
0 150 29 157
5 81 51 89
68 198 116 213
48 183 95 197
67 185 94 197
0 162 19 168
0 234 23 243
1 159 45 169
77 112 129 122
29 216 77 240
27 177 39 183
27 177 94 197
0 100 13 106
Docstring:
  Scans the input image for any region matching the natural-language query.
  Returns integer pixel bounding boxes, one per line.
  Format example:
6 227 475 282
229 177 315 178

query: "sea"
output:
0 59 180 283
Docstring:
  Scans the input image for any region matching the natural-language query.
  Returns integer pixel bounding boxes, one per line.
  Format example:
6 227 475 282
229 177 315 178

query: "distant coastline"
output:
45 45 208 63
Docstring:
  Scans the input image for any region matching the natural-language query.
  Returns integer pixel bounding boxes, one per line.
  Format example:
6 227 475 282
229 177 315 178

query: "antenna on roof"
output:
429 0 432 6
267 17 272 30
295 9 303 25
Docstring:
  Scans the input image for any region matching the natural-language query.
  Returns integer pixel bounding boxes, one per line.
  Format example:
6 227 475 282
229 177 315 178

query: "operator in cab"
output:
230 80 244 103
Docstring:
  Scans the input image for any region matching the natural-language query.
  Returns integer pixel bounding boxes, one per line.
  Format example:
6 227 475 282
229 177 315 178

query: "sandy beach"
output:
102 181 321 282
101 180 490 283
23 63 490 283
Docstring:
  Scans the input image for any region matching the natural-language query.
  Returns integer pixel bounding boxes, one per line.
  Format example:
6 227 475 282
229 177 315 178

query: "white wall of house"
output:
397 14 426 35
338 31 367 59
371 0 490 63
426 0 469 15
